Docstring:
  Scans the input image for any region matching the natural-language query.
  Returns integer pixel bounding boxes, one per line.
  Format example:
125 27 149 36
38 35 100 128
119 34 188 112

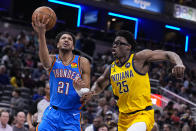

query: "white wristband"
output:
76 88 90 97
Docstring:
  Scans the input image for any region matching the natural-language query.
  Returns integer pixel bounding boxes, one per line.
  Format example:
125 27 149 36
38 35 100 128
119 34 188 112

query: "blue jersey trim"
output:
132 54 146 76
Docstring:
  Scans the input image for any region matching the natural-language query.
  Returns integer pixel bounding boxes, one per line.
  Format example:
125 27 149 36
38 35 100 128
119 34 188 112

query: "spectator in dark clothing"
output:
27 82 50 131
82 35 96 56
85 116 103 131
13 111 28 131
32 62 46 82
0 65 10 85
10 89 25 116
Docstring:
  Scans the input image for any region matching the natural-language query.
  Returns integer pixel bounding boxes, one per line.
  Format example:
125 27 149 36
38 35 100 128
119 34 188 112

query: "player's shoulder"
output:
50 54 56 59
79 56 90 64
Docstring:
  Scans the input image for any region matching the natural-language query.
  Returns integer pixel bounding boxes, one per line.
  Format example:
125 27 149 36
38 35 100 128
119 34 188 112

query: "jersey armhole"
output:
132 54 146 76
108 65 111 82
48 57 56 76
78 56 82 75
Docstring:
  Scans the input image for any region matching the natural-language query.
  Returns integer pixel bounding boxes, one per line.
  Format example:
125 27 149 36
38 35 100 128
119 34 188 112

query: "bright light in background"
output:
165 24 189 52
112 18 116 21
108 12 139 39
48 0 81 27
165 25 181 31
185 35 189 52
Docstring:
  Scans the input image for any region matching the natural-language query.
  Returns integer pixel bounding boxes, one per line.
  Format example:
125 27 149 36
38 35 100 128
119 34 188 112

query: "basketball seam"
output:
34 11 56 21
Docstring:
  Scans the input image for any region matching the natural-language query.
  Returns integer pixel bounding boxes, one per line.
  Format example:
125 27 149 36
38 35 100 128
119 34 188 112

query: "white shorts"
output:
127 122 147 131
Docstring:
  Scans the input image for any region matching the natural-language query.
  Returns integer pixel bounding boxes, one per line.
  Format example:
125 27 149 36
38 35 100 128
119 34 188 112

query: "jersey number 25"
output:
117 80 129 94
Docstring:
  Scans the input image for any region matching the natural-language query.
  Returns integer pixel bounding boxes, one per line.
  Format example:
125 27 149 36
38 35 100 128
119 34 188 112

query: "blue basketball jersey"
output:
49 55 82 111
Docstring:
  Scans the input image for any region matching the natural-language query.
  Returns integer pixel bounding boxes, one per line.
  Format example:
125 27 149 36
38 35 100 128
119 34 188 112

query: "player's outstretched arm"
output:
135 49 185 78
91 66 110 95
32 14 53 71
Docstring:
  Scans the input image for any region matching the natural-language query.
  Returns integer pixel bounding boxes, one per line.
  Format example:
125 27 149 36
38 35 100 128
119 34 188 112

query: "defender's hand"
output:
80 91 94 104
172 64 185 79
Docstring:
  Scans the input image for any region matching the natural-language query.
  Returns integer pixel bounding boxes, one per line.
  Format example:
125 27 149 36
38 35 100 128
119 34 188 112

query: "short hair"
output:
0 110 9 117
14 88 21 96
55 31 76 46
115 30 137 50
98 123 108 130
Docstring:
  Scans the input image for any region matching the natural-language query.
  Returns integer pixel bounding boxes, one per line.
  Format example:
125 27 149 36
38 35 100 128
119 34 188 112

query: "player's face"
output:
112 36 131 59
57 34 74 51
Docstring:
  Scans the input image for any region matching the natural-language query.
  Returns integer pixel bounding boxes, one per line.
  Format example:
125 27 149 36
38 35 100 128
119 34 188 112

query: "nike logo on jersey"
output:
73 113 80 116
53 69 80 80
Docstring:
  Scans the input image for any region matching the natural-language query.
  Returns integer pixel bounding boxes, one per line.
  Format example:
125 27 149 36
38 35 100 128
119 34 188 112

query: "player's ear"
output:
127 44 132 50
57 42 60 48
72 44 74 50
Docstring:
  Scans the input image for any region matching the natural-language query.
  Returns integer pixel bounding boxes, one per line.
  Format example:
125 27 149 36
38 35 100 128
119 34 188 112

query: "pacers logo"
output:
125 62 130 68
71 63 77 68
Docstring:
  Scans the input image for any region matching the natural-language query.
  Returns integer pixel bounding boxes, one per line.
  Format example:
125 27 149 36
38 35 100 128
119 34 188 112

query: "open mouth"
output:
63 42 69 47
112 48 116 54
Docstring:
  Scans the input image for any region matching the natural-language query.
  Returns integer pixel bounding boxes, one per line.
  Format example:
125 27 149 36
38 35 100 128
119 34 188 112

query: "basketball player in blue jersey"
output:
32 15 91 130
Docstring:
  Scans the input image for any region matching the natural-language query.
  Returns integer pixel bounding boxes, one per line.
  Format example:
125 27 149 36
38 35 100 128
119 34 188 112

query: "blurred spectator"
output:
32 87 44 101
98 123 109 131
0 110 12 131
163 124 172 131
13 111 28 131
0 65 10 85
1 46 15 68
151 122 159 131
82 103 96 124
10 89 25 116
171 109 180 123
10 70 24 88
27 82 50 131
85 116 103 131
75 32 84 50
81 115 90 131
82 35 96 56
24 54 34 68
32 62 46 81
96 97 107 116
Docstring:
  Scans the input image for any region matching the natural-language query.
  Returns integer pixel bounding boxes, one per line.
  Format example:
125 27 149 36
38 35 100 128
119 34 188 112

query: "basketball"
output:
32 6 57 31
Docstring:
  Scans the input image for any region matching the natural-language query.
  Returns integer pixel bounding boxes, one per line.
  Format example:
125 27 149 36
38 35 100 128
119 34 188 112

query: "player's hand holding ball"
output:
32 6 56 34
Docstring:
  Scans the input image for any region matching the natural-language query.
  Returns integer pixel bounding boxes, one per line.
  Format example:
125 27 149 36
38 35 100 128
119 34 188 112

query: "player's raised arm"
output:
135 49 185 78
32 14 53 71
91 66 111 95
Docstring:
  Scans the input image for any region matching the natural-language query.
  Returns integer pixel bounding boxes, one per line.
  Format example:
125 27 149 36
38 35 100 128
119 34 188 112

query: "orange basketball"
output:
32 6 57 31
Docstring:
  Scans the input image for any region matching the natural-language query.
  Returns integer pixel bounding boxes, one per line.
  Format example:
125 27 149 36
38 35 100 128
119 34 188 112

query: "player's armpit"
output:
45 55 56 72
91 66 110 95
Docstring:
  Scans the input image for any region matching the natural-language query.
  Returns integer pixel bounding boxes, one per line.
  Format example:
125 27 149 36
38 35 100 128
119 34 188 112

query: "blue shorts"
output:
37 105 81 131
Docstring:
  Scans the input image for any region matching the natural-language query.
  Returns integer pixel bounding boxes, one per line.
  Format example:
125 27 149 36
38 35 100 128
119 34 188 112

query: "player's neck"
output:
59 50 74 63
118 52 131 65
